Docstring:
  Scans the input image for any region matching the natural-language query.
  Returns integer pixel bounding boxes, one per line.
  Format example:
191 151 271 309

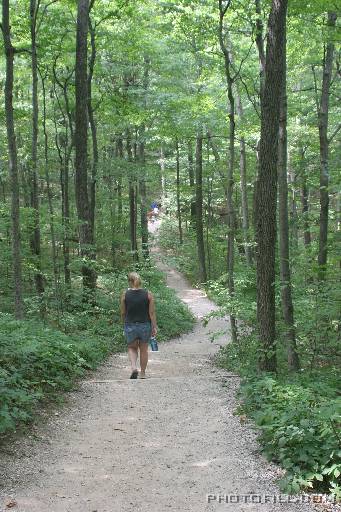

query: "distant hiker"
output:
151 201 159 217
120 272 158 379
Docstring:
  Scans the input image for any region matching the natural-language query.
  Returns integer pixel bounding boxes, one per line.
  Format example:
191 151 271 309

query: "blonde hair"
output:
128 272 141 288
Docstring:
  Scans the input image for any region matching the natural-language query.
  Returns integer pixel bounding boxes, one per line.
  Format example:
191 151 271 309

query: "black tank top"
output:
125 289 150 323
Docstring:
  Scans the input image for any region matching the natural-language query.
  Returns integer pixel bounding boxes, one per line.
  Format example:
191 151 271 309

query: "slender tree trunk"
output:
288 165 299 250
139 57 149 259
195 128 207 282
139 125 149 258
116 135 123 218
301 179 311 246
176 139 183 244
75 0 96 294
218 0 238 343
236 94 253 265
40 70 58 289
30 0 44 295
206 176 213 280
52 69 73 288
299 148 311 247
2 0 24 319
160 144 166 200
255 0 288 373
278 34 300 371
63 146 72 287
317 12 337 277
126 129 138 260
88 14 98 237
188 140 196 224
52 103 71 287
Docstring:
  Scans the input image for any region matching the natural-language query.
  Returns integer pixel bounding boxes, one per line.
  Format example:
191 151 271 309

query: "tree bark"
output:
195 128 207 282
317 12 337 277
75 0 96 294
277 31 300 371
255 0 288 373
176 139 183 244
2 0 24 319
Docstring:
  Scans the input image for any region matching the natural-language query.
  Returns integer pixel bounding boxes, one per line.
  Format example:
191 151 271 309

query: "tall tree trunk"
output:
62 146 72 287
218 0 238 343
278 33 300 371
139 57 149 259
30 0 44 295
317 12 337 277
206 176 213 280
40 70 58 290
139 125 149 258
176 139 183 244
195 128 207 282
75 0 96 294
188 140 196 224
2 0 24 319
255 0 288 373
88 13 98 237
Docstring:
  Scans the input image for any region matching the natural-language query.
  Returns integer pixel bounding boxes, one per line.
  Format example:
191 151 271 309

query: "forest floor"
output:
0 220 326 512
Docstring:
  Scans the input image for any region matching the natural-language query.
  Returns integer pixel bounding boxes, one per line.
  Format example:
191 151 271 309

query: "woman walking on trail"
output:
121 272 158 379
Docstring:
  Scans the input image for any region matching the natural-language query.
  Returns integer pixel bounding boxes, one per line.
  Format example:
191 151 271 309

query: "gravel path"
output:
0 230 325 512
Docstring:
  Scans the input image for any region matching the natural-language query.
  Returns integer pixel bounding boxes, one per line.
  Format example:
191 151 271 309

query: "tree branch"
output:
328 123 341 143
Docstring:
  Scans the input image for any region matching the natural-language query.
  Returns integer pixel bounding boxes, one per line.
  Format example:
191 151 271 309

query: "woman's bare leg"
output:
139 342 149 377
128 340 138 371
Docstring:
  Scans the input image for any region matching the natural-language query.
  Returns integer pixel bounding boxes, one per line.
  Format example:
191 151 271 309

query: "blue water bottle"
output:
150 336 158 351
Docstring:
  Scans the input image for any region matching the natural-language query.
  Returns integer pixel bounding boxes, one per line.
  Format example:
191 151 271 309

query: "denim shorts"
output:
124 322 152 344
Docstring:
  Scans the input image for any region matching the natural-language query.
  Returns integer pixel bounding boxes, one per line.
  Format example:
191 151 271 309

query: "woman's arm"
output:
148 292 158 336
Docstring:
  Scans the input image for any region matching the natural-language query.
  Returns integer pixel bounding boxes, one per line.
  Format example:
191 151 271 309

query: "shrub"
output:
238 374 341 498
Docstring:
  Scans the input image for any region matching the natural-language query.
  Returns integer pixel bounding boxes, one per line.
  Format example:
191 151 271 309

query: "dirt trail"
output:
0 223 318 512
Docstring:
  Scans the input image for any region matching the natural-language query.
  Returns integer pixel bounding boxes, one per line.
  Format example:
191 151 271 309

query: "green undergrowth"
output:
159 217 341 500
0 262 194 437
234 370 340 498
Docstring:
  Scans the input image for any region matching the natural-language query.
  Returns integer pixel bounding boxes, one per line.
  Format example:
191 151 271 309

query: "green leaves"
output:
238 374 341 497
